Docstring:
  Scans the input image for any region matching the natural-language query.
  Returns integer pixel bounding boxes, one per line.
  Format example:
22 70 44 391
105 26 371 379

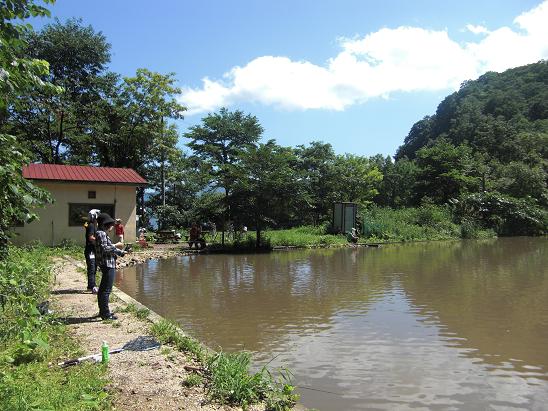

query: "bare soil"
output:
50 256 257 411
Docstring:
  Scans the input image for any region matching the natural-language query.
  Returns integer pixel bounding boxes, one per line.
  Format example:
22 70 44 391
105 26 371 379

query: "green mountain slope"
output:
396 61 548 164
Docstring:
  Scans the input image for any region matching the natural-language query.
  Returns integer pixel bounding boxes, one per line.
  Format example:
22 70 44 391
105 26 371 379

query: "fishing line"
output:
296 385 345 396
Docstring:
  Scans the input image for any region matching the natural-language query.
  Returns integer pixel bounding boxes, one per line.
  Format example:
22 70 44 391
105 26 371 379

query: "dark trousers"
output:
97 265 116 317
84 244 97 289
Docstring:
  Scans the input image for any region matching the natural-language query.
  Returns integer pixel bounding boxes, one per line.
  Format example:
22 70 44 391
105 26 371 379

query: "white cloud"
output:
466 24 489 35
180 1 548 116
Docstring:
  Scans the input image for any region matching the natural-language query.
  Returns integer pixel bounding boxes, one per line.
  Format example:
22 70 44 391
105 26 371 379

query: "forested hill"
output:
396 61 548 162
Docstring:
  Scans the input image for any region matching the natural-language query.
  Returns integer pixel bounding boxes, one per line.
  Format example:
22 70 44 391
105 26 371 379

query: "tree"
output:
414 139 480 204
92 69 185 174
374 156 420 207
185 108 263 243
332 154 383 205
5 18 111 163
0 0 56 258
232 141 300 247
294 141 337 225
493 161 547 204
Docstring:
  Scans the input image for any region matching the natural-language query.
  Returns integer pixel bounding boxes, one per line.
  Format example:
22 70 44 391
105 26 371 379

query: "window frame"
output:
68 203 115 227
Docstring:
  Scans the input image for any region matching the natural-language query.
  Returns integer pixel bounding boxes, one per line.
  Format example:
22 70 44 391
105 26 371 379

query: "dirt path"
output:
50 256 250 411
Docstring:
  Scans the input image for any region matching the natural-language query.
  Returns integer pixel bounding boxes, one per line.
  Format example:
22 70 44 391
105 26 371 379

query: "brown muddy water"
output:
116 238 548 410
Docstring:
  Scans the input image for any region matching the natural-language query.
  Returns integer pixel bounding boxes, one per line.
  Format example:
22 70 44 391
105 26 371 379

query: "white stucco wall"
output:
12 181 138 246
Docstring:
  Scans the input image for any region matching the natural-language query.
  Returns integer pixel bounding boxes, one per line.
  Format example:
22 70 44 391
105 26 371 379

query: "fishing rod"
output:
58 344 159 368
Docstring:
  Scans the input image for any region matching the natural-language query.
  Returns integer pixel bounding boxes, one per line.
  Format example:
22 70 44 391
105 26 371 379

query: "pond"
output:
116 238 548 410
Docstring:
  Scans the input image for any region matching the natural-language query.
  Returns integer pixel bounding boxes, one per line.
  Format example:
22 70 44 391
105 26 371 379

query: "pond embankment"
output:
52 255 301 410
52 256 229 410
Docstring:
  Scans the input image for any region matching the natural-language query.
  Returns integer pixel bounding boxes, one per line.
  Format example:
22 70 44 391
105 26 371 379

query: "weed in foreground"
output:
150 320 205 361
0 246 111 409
183 373 204 387
206 351 269 407
120 303 150 320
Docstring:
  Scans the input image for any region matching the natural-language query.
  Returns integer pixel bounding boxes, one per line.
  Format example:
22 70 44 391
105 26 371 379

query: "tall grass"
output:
360 205 495 242
265 225 347 247
0 245 111 410
361 205 459 242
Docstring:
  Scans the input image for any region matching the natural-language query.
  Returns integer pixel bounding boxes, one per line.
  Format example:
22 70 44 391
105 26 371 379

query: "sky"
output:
33 0 548 157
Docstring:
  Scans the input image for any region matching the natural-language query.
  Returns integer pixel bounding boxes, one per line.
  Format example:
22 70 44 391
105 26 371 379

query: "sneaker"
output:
101 314 118 321
92 286 99 294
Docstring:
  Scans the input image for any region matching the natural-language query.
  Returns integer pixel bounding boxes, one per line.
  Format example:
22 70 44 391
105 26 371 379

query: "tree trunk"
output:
160 117 166 207
221 188 229 246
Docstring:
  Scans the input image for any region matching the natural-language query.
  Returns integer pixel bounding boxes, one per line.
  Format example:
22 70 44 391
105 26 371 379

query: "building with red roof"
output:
14 164 147 246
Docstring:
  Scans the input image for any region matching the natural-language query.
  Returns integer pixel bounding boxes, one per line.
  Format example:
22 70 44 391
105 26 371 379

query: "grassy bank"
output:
361 205 496 242
0 245 111 410
150 320 298 410
265 225 347 248
1 245 298 410
257 205 496 248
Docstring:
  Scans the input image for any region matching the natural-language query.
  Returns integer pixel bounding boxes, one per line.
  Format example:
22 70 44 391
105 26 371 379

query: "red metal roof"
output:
23 164 147 186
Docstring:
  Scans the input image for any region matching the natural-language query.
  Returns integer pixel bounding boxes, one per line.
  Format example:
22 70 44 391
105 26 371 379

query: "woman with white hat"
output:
95 212 125 320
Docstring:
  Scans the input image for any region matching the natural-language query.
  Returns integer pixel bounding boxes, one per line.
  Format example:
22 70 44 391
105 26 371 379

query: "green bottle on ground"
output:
101 341 109 364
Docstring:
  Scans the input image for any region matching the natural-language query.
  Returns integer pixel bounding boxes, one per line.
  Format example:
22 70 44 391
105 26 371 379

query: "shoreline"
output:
53 255 302 410
117 237 467 268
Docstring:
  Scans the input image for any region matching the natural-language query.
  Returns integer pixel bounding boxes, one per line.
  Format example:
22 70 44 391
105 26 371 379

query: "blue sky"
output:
34 0 548 157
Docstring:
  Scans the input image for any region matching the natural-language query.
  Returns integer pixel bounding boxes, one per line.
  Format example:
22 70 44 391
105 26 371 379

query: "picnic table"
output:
155 230 179 244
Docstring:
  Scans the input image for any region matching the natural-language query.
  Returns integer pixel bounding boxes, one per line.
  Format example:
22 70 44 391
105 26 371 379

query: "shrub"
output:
361 205 460 242
451 192 547 236
0 246 111 409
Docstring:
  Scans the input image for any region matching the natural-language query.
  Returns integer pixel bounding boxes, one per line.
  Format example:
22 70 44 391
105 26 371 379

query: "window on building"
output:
68 203 115 226
88 191 96 199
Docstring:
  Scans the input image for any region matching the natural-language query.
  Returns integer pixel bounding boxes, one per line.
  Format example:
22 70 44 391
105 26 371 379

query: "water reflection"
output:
117 237 548 410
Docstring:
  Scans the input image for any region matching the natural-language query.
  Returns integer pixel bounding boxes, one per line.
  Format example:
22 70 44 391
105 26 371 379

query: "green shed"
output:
332 202 358 234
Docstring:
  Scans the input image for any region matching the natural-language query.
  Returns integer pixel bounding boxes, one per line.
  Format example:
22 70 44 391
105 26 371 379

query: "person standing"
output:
95 213 125 320
84 209 100 294
114 218 125 243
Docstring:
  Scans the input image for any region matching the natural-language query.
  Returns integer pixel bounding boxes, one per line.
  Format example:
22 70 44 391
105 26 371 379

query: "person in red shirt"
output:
114 218 125 243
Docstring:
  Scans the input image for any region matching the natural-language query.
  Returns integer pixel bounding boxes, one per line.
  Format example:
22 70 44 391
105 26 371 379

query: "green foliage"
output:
361 205 461 242
0 245 111 410
1 356 110 410
120 303 150 320
294 141 337 224
397 62 548 161
459 218 496 239
183 372 204 387
332 153 383 205
8 18 111 164
92 68 185 175
150 319 298 410
0 0 58 112
206 351 270 406
451 192 547 236
150 320 205 362
0 135 52 258
265 226 347 248
232 140 302 247
0 246 51 341
0 0 57 259
414 139 480 204
374 156 420 207
394 61 548 210
185 107 263 243
155 205 185 230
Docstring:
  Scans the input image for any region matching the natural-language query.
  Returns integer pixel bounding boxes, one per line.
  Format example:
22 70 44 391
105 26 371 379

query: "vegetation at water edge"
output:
0 245 111 410
151 319 299 410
